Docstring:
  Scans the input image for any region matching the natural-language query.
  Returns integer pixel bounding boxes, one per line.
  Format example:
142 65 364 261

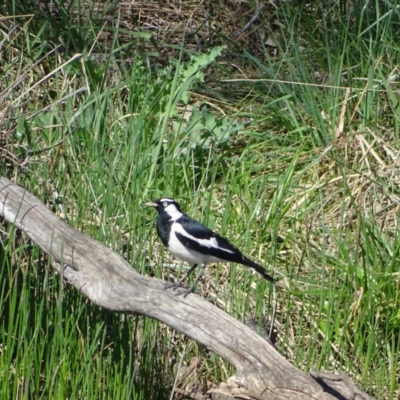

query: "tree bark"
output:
0 177 375 400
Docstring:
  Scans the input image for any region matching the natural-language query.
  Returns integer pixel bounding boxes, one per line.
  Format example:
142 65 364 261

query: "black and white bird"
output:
145 197 275 296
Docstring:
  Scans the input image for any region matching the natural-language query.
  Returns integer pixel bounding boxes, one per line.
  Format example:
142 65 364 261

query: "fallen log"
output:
0 176 375 400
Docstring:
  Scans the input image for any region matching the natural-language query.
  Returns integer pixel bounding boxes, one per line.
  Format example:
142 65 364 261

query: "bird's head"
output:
144 197 183 219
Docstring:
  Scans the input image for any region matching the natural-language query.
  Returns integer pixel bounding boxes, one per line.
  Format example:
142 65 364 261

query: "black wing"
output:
176 215 275 283
176 215 217 239
176 215 244 262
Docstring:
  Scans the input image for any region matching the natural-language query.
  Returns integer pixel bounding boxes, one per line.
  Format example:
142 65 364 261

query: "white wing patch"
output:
172 223 234 254
167 225 230 264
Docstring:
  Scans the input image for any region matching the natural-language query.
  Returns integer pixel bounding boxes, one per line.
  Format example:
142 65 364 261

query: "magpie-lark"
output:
145 197 275 296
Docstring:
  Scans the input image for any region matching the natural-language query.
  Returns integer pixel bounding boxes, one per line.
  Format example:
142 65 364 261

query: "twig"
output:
235 0 263 38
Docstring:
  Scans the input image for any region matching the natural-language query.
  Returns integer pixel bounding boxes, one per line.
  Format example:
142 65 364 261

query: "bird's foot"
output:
177 287 195 298
164 281 195 297
164 281 182 291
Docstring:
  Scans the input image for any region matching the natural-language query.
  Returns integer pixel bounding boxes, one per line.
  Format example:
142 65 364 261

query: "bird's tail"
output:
242 257 275 283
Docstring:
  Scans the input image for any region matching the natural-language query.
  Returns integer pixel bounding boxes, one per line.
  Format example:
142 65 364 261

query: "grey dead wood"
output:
0 177 375 400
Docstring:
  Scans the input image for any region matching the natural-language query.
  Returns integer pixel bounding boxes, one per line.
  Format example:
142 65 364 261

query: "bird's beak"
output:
143 202 157 207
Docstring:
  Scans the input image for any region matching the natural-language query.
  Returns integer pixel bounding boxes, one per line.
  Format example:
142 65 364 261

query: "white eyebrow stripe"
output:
173 223 235 254
160 197 174 203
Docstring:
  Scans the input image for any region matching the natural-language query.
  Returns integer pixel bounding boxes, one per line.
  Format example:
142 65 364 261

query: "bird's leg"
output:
165 263 206 297
185 263 206 296
164 263 198 291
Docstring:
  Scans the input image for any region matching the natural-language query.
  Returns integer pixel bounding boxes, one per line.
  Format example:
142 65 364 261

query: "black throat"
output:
156 210 174 247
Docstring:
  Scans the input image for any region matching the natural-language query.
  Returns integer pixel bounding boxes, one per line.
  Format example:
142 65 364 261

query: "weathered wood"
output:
0 176 375 400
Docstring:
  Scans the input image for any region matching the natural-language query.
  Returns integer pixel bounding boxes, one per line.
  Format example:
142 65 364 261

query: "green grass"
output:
1 0 400 398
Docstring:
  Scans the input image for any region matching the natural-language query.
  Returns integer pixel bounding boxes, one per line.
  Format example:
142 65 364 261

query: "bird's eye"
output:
163 201 169 207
